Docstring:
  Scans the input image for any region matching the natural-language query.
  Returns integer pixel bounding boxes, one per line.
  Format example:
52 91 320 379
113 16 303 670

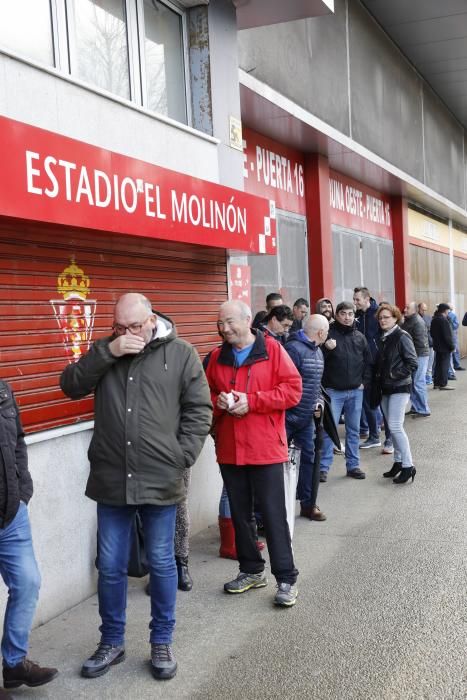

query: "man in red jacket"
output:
205 300 302 607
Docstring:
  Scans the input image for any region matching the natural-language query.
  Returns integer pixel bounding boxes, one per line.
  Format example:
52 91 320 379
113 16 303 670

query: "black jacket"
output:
402 314 429 356
355 298 380 362
0 381 33 528
322 321 372 390
60 313 212 506
430 314 455 353
375 327 418 394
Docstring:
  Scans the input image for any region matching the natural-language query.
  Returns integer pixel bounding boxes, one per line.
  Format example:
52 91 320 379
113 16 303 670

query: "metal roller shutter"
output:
0 220 227 433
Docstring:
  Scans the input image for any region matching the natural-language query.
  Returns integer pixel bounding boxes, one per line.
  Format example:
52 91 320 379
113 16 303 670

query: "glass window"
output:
143 0 187 123
0 0 54 65
68 0 130 100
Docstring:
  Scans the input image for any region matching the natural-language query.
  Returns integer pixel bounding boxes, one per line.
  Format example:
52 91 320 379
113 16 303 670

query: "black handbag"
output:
127 511 149 578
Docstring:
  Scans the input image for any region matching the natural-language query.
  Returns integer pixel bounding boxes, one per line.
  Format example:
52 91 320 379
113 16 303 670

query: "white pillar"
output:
448 218 455 306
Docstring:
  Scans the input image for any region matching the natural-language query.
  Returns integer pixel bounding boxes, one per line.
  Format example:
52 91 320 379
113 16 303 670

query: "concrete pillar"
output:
304 153 334 302
391 196 411 309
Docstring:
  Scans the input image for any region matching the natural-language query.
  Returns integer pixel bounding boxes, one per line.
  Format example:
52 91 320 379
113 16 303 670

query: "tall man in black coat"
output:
430 303 455 390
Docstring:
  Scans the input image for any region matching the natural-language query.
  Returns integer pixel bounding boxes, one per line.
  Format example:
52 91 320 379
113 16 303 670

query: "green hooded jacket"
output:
60 313 212 506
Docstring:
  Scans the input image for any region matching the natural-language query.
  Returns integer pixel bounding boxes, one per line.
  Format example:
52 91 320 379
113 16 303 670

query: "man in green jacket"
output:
60 293 212 682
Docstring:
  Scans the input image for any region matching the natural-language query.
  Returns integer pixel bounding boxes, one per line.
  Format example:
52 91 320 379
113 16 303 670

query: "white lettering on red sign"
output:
329 178 391 228
25 151 247 235
249 144 304 197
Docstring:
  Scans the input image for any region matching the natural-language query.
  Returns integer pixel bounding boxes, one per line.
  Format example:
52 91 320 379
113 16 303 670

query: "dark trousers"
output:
285 417 316 508
362 385 381 440
220 463 298 585
433 351 451 388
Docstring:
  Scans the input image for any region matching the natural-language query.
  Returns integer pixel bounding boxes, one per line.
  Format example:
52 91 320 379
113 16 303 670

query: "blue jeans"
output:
410 355 430 414
380 393 413 467
219 485 231 518
285 417 316 507
97 503 177 646
321 388 363 473
426 348 434 381
0 503 41 667
361 385 381 440
452 330 461 369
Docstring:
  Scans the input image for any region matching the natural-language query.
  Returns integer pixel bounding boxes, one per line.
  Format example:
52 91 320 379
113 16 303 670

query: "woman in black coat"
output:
373 304 418 484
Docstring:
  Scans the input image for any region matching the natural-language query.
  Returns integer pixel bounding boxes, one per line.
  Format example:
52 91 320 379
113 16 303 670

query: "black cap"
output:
437 303 450 313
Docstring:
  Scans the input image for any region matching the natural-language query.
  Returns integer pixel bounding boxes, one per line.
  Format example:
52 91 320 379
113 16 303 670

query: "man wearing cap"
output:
430 303 455 390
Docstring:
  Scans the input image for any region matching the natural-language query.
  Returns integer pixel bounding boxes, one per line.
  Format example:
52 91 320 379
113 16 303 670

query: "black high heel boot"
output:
393 467 416 484
176 556 193 591
383 462 402 478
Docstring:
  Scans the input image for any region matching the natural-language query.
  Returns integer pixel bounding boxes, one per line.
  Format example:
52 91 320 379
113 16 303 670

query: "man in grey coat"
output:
60 293 212 682
403 302 430 417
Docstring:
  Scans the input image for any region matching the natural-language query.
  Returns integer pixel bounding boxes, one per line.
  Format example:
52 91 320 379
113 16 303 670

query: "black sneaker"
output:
347 468 366 479
81 643 125 678
150 644 177 680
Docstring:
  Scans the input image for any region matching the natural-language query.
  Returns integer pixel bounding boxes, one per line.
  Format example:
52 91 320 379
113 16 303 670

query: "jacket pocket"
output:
1 408 17 445
168 435 187 469
269 415 285 446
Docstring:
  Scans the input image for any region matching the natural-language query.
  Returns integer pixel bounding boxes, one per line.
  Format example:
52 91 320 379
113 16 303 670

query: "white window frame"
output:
1 0 192 127
64 0 134 103
135 0 192 125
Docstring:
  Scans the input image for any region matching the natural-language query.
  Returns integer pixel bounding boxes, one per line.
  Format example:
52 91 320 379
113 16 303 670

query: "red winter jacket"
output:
205 331 302 465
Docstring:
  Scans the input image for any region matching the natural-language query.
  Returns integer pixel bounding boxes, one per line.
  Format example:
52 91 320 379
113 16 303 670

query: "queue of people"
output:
0 289 463 695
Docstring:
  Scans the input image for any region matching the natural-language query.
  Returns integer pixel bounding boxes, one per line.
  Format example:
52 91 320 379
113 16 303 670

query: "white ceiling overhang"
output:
233 0 334 30
240 69 467 229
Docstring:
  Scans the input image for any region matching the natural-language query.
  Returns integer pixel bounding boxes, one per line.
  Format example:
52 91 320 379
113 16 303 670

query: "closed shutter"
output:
332 225 395 303
0 220 227 433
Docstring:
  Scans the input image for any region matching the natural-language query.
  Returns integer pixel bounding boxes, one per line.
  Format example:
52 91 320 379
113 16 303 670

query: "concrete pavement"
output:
11 374 467 699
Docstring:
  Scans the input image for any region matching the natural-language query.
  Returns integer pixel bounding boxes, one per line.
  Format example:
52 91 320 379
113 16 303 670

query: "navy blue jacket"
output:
285 330 324 424
355 298 380 362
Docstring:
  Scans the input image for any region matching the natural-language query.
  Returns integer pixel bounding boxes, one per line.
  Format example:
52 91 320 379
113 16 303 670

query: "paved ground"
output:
10 375 467 699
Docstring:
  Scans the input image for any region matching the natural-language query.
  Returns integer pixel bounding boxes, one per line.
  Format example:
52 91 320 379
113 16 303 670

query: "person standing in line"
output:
0 383 58 693
258 305 294 345
290 298 310 333
430 303 456 390
251 292 283 329
60 293 212 681
447 305 465 373
285 314 329 520
418 302 434 384
205 300 302 607
353 287 387 450
320 302 372 481
315 298 335 324
374 304 418 484
403 302 431 418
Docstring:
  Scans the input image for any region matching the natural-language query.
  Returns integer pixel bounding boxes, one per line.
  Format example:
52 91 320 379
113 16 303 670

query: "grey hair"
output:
220 300 252 319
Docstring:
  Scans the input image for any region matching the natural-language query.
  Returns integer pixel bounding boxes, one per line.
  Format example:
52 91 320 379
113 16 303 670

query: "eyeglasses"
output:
338 311 354 317
112 317 151 335
379 315 393 320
